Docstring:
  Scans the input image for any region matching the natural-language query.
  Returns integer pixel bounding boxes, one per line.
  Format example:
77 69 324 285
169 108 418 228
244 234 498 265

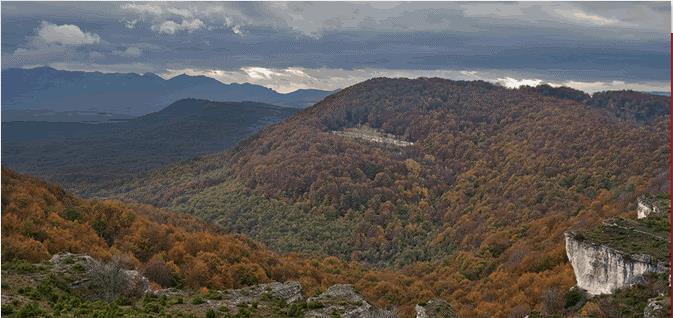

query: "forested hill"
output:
1 168 438 317
2 99 297 195
101 78 670 317
522 84 670 122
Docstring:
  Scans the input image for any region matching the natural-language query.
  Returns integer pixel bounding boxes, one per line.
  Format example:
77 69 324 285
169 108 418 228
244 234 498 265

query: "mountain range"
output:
2 67 333 116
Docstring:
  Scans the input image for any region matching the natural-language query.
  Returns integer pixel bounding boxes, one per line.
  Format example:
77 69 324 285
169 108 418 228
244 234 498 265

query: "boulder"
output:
212 281 304 311
305 284 395 318
644 296 670 318
415 299 458 318
49 252 96 272
637 194 669 219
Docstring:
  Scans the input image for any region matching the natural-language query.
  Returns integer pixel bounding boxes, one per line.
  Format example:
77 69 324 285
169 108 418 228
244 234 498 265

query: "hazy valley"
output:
2 99 297 195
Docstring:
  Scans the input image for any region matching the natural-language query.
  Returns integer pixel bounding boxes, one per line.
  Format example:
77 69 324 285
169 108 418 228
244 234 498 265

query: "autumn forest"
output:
2 75 670 317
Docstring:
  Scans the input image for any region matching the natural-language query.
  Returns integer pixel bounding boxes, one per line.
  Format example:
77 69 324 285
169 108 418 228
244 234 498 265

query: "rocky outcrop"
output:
565 232 669 295
184 282 393 317
637 194 669 219
305 284 395 318
415 299 458 318
644 296 670 318
332 125 414 147
211 281 304 310
17 252 424 317
50 252 96 271
50 252 150 301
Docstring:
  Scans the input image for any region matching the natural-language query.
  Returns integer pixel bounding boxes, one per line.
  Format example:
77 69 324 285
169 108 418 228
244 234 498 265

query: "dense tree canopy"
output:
56 78 673 316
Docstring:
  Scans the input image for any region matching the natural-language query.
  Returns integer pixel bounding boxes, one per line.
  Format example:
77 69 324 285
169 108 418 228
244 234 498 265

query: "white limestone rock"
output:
565 231 669 295
415 299 458 318
637 194 669 219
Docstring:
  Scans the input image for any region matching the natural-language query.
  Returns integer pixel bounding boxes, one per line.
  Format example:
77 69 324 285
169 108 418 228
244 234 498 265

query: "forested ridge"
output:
2 99 297 194
38 78 672 317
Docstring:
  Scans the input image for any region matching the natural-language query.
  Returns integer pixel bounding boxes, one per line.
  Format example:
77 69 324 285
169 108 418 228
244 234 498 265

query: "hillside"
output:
2 99 297 194
1 168 443 317
564 196 670 317
2 256 402 318
102 78 670 317
523 85 671 123
2 67 332 116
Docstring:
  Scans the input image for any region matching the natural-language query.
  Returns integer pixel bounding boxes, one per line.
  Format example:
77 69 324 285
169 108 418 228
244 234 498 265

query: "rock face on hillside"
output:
332 125 414 147
638 194 670 219
565 195 670 295
208 281 304 310
415 299 458 318
305 284 395 318
565 231 669 295
50 252 150 300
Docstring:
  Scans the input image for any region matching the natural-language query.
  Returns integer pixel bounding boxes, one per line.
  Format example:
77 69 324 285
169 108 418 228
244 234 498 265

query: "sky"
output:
2 1 671 93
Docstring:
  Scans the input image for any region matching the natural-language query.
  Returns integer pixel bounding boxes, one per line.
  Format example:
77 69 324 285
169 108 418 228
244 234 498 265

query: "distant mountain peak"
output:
2 67 334 115
142 72 162 79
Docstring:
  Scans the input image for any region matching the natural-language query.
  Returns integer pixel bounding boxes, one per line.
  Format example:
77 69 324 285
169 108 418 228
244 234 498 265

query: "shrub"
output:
564 288 584 308
169 297 184 305
206 290 222 300
85 257 143 302
61 207 83 222
541 287 563 316
16 303 43 318
191 297 205 305
5 259 37 274
143 260 175 288
1 304 15 315
307 301 324 309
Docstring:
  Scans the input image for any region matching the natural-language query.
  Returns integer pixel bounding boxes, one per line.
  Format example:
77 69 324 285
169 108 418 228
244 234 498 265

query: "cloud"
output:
555 9 620 26
115 47 142 58
122 19 138 29
121 3 163 16
496 77 543 89
151 19 205 34
3 2 669 88
36 21 100 46
231 25 242 35
7 21 101 66
88 51 105 59
166 7 193 18
159 66 670 94
242 67 282 80
556 80 669 93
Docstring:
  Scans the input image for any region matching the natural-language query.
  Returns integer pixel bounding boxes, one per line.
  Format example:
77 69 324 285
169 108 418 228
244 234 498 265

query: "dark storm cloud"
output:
1 2 670 92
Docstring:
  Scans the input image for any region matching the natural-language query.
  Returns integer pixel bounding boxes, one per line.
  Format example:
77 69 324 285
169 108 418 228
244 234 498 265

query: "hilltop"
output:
100 78 670 316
